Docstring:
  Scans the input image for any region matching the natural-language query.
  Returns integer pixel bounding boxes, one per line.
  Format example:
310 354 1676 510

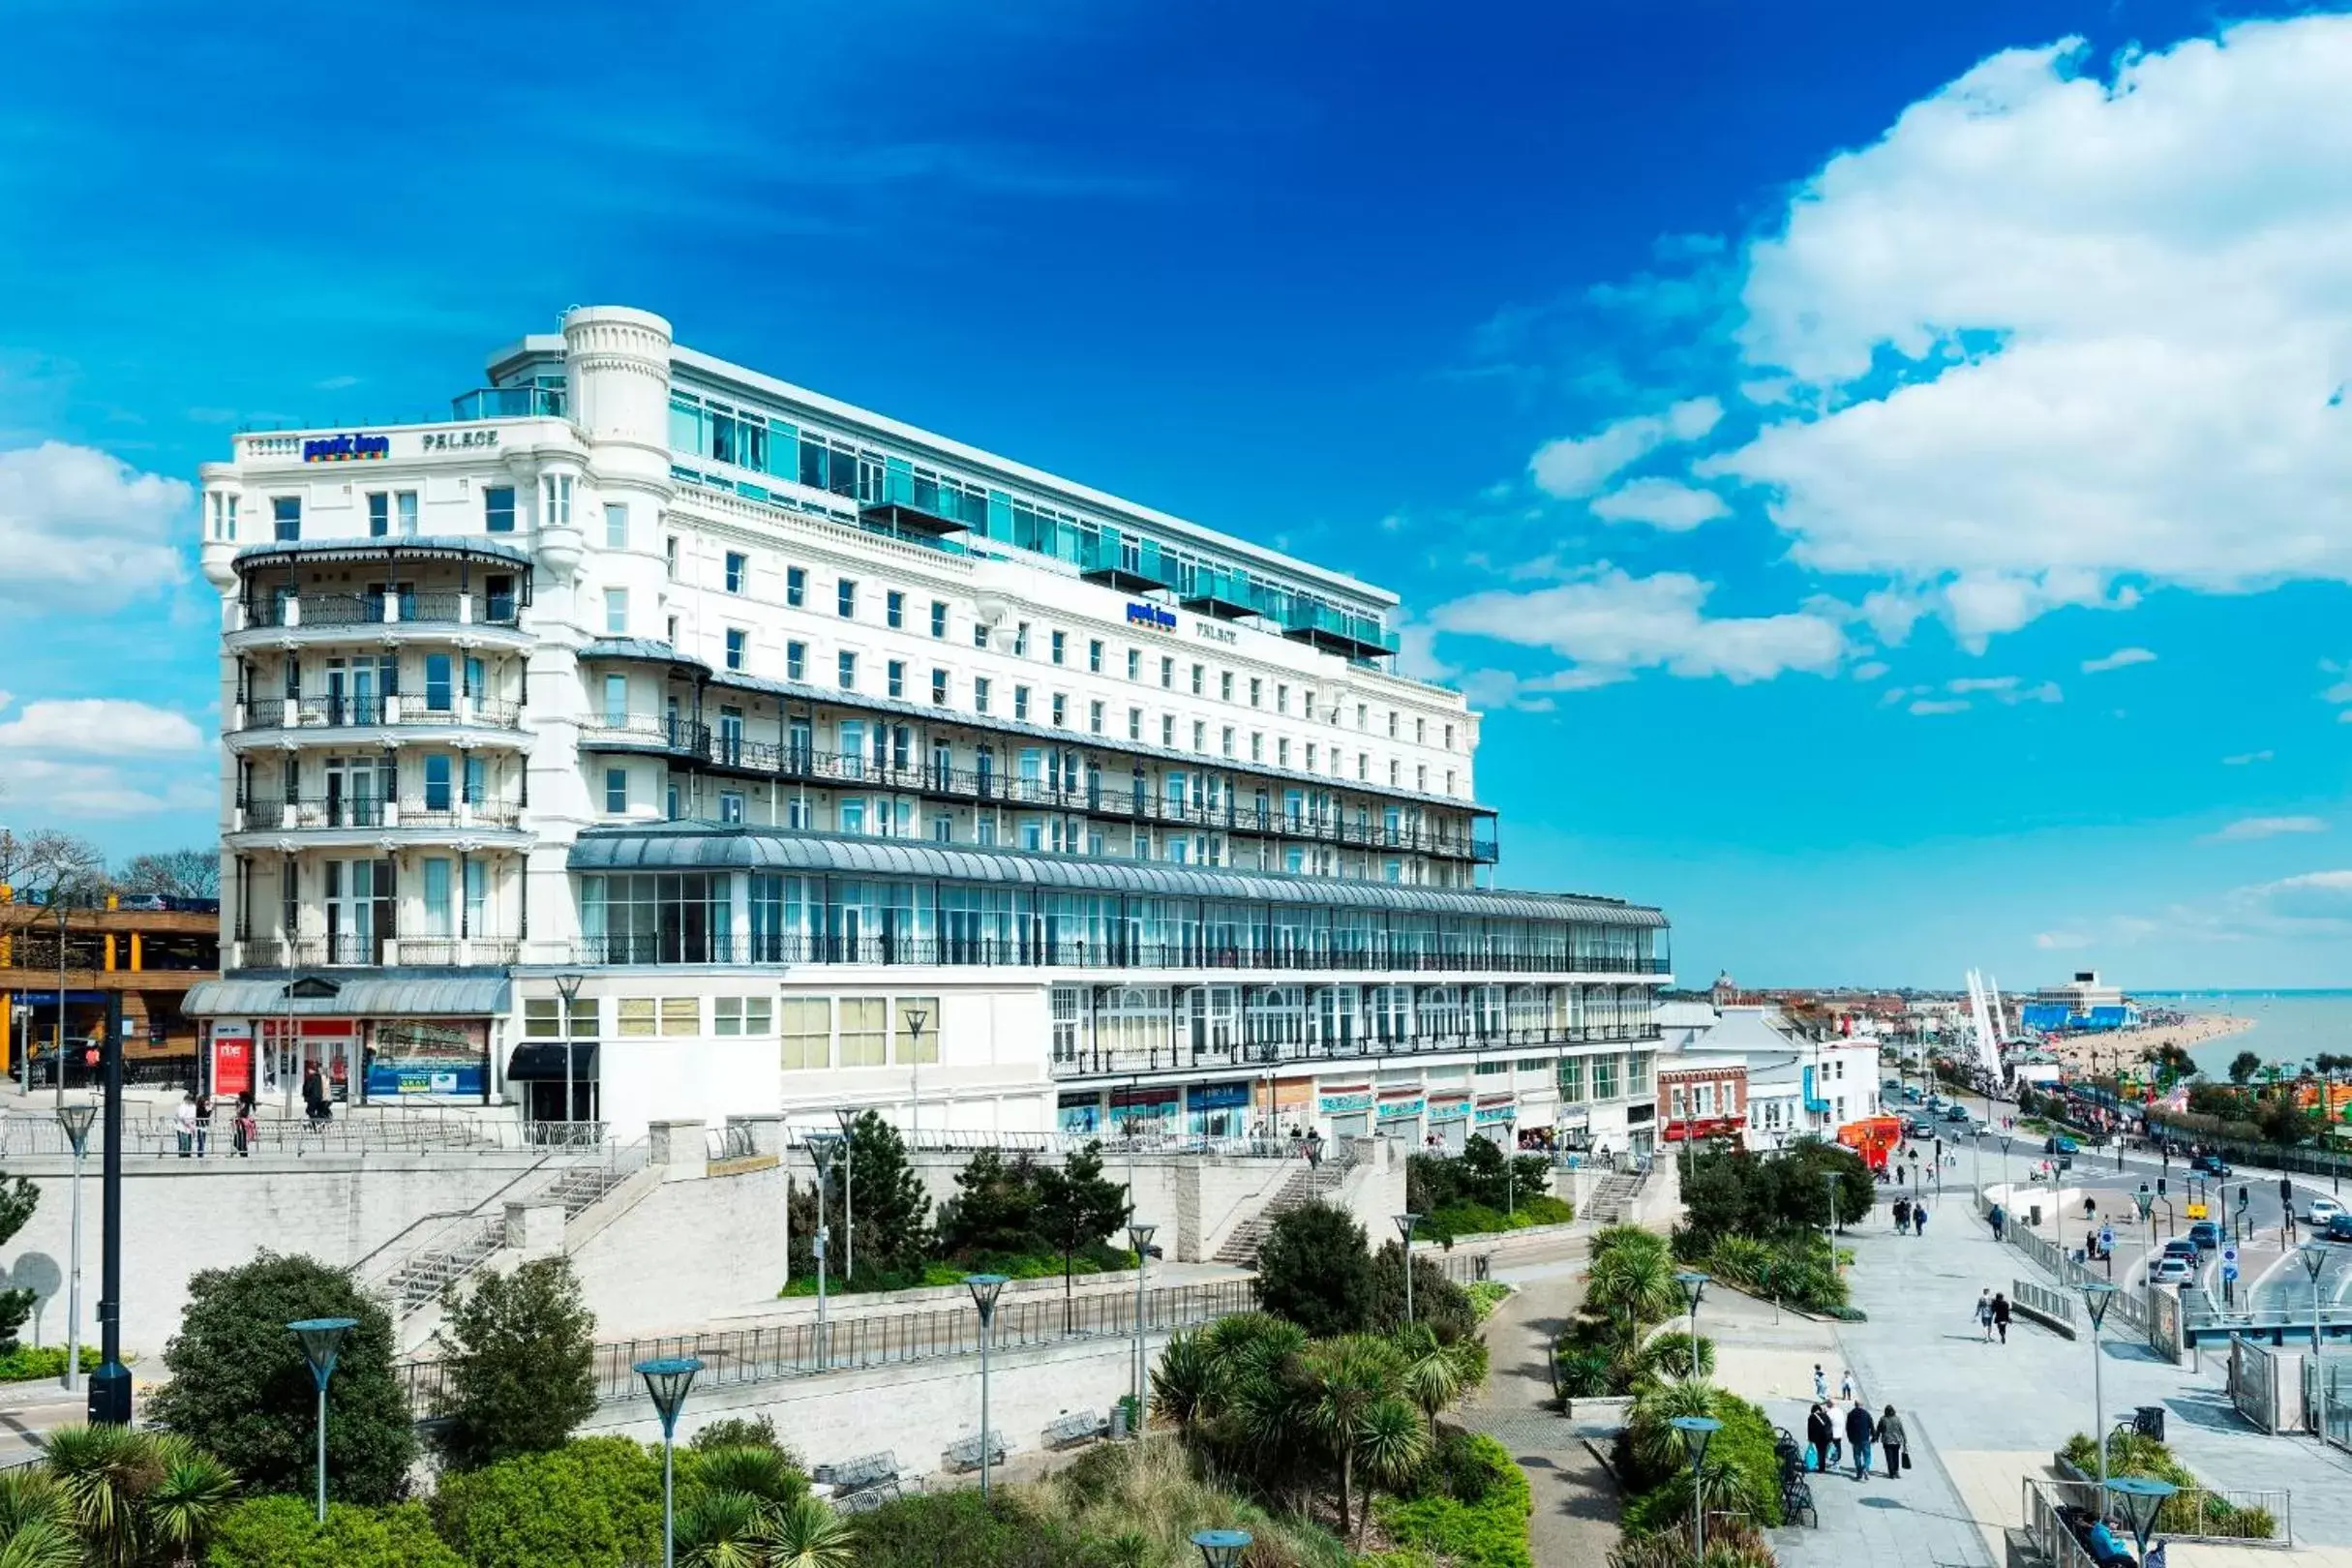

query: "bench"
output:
1043 1410 1106 1449
944 1430 1010 1471
813 1451 900 1493
833 1479 905 1514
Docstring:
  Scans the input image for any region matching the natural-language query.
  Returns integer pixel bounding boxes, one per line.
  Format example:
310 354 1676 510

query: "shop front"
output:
1269 1075 1312 1136
1374 1085 1426 1146
1109 1082 1181 1137
1317 1083 1372 1140
1058 1090 1104 1135
1428 1092 1469 1153
185 973 507 1109
1188 1081 1250 1138
1474 1093 1517 1149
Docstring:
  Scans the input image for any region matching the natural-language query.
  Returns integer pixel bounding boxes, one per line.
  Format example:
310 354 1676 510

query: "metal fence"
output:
0 1109 490 1160
400 1276 1256 1417
2315 1356 2352 1452
2013 1279 2076 1329
2032 1472 2290 1553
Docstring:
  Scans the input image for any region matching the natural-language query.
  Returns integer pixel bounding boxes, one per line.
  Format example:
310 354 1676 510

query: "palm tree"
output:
1296 1334 1407 1540
1627 1376 1723 1478
41 1422 158 1568
1350 1395 1430 1536
1393 1323 1467 1432
1587 1239 1677 1337
144 1441 236 1567
0 1470 75 1568
755 1494 854 1568
1150 1327 1220 1435
677 1491 768 1568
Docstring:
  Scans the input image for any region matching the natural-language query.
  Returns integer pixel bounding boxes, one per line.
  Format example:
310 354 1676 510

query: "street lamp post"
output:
1191 1529 1253 1568
1128 1221 1157 1439
2106 1476 2177 1568
834 1106 858 1285
2302 1243 2330 1444
287 1316 358 1523
553 972 584 1138
55 1101 95 1395
903 1007 929 1141
1674 1271 1710 1373
87 990 127 1427
635 1356 703 1568
2082 1282 2119 1514
966 1273 1010 1502
807 1132 840 1369
1670 1414 1723 1562
1395 1213 1422 1323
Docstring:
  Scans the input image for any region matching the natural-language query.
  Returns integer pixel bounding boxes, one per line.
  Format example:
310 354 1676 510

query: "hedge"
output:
2059 1432 2277 1540
206 1496 464 1568
1374 1432 1533 1568
0 1345 99 1381
430 1435 663 1567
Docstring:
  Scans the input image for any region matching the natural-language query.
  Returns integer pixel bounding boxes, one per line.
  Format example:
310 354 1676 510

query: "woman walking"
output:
1879 1405 1908 1478
1992 1291 2012 1344
1806 1402 1836 1475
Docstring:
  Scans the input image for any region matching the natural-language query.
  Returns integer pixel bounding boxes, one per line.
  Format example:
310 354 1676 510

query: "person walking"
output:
1879 1405 1908 1478
301 1062 328 1128
1975 1289 1995 1341
1915 1205 1929 1238
193 1092 213 1158
233 1090 257 1157
1806 1402 1835 1475
1894 1196 1911 1232
174 1091 197 1158
1992 1291 2011 1344
1990 1204 2006 1243
1839 1368 1854 1404
1845 1401 1877 1481
1813 1364 1829 1403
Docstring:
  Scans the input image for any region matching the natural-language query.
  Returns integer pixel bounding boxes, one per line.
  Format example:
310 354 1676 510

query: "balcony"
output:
234 936 520 969
235 589 523 637
448 385 565 420
1281 600 1401 662
578 713 710 758
232 796 527 835
1177 564 1260 621
857 467 985 539
1076 528 1180 593
1050 1023 1666 1079
232 695 526 739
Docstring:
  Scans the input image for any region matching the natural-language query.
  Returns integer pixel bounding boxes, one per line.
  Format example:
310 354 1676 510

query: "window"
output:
1191 664 1204 695
1052 694 1068 727
603 588 628 636
1671 1084 1688 1119
932 668 949 704
888 659 905 698
725 628 747 671
423 754 453 811
1221 726 1234 757
1444 722 1456 750
1221 672 1234 701
367 492 388 536
840 998 887 1067
543 473 572 527
424 653 454 711
1013 686 1031 721
1160 656 1174 688
1630 1052 1655 1096
1592 1055 1620 1100
1416 717 1427 744
887 589 904 628
930 600 948 638
972 621 989 649
786 566 806 607
1126 648 1140 680
1357 703 1369 730
1192 720 1205 751
664 536 678 580
1088 639 1103 673
1089 701 1104 735
1558 1057 1585 1103
1358 753 1369 780
605 502 629 549
896 997 940 1063
713 996 773 1036
602 675 628 725
1250 678 1262 708
1161 714 1175 745
524 996 595 1038
975 678 992 714
1128 708 1142 740
1014 622 1031 656
1390 760 1401 786
718 791 743 824
617 998 657 1037
661 997 699 1036
272 496 301 541
780 998 829 1070
837 579 857 618
422 858 452 937
1250 732 1263 761
786 641 805 681
1277 683 1288 714
837 650 857 690
1277 739 1290 767
725 552 747 592
1051 630 1067 665
1417 765 1428 792
604 768 628 813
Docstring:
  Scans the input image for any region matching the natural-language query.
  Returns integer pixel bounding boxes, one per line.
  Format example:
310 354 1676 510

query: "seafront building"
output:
184 305 1670 1151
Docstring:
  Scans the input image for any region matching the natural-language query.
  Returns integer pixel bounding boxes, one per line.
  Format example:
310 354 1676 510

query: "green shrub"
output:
1374 1432 1532 1568
429 1435 662 1567
1465 1282 1513 1324
0 1344 99 1381
431 1255 597 1471
1255 1202 1376 1338
850 1488 1089 1567
2057 1432 2277 1540
207 1495 464 1568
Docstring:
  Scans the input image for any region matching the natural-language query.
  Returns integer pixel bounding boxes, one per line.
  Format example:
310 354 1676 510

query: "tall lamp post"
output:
2135 1186 2156 1277
2301 1242 2330 1445
807 1132 840 1369
2106 1476 2177 1568
2081 1282 2119 1513
1395 1213 1423 1324
1670 1414 1723 1562
904 1007 928 1141
87 990 127 1426
966 1273 1010 1502
55 1101 95 1395
1191 1529 1253 1568
1674 1271 1710 1372
287 1316 357 1523
636 1355 703 1568
834 1106 858 1284
1128 1221 1157 1439
552 971 584 1138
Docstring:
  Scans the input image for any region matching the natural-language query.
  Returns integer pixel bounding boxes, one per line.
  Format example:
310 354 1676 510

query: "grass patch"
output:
777 1247 1135 1297
1465 1282 1514 1325
1425 1195 1575 1241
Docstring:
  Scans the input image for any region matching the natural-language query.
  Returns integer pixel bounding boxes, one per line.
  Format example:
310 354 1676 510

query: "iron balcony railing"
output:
579 723 1498 863
1052 1024 1665 1078
565 932 1668 978
241 591 523 630
236 696 525 733
238 796 525 830
237 935 521 969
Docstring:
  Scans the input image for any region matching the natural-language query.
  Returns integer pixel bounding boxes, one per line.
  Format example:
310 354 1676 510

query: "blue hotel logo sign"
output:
302 432 390 463
1125 602 1176 633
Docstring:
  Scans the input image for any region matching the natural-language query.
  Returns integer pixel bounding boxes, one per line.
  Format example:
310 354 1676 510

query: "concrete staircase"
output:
1583 1166 1648 1227
1213 1158 1352 1266
373 1149 647 1316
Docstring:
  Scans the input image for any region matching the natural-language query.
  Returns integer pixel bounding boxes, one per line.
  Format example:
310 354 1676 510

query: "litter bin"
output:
2030 1204 2043 1227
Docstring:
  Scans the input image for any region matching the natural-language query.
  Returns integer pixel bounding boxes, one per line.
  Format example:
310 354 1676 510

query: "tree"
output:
1034 1141 1131 1330
1253 1201 1374 1339
1367 1242 1474 1342
839 1111 932 1283
2230 1050 2263 1086
0 1166 37 1354
936 1149 1045 1261
113 849 218 901
1295 1333 1416 1540
431 1256 598 1470
39 1423 237 1568
145 1252 416 1505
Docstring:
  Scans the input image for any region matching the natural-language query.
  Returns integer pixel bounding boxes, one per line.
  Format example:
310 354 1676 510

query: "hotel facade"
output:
186 306 1670 1152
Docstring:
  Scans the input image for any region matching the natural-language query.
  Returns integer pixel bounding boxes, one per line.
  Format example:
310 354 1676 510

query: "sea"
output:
2138 990 2352 1078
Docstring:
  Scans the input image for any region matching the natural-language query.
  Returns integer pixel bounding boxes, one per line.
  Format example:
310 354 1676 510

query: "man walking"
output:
1845 1400 1877 1481
1894 1196 1911 1233
1975 1289 1995 1341
1915 1205 1929 1237
1992 1291 2011 1344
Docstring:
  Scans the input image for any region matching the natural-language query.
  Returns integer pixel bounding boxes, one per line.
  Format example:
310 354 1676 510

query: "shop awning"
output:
183 973 511 1018
505 1042 598 1080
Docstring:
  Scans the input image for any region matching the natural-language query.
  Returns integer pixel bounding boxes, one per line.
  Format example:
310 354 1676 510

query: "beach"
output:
2029 1010 2254 1072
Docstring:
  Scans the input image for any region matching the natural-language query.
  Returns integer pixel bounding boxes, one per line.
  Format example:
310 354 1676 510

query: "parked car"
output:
2045 1135 2080 1156
2309 1197 2345 1228
2187 1220 2222 1251
1943 1103 1974 1124
1902 1086 1923 1103
1904 1115 1935 1137
2327 1212 2352 1244
2147 1254 2195 1286
2194 1154 2232 1178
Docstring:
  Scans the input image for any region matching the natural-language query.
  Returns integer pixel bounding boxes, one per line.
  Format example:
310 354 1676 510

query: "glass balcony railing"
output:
1076 528 1180 591
859 467 988 536
448 386 566 421
1281 599 1400 659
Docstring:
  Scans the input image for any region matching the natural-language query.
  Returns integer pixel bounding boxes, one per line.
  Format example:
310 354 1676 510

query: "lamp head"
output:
1191 1528 1253 1568
965 1272 1010 1322
2081 1281 2119 1330
1669 1414 1723 1468
286 1317 359 1390
834 1105 858 1136
1128 1221 1158 1254
633 1355 703 1436
2105 1475 2177 1551
1674 1270 1710 1312
806 1131 840 1178
1395 1212 1422 1243
2302 1242 2329 1283
55 1101 97 1154
553 971 584 1003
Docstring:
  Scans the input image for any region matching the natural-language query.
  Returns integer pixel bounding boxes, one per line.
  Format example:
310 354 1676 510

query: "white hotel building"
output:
186 306 1669 1151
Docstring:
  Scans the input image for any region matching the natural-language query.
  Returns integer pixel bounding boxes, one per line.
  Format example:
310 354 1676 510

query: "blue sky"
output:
7 0 2352 988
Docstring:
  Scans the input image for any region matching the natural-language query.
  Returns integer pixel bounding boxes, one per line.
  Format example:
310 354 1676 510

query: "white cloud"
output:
2228 869 2352 935
2035 930 2091 950
1587 477 1730 531
0 698 205 756
2207 814 2328 843
1529 397 1722 498
1946 676 2018 695
2223 750 2274 766
1851 661 1889 681
0 442 190 611
1691 16 2352 643
1429 565 1847 686
2082 647 2156 674
0 697 209 819
1909 698 1971 715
